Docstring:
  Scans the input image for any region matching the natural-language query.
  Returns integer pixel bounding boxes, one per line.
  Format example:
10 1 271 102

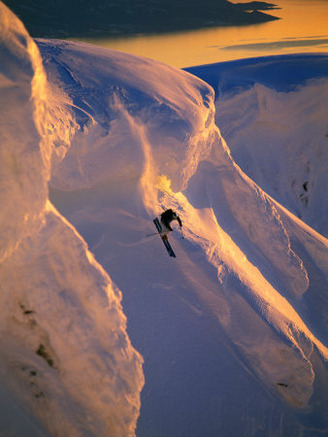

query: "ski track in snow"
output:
1 2 328 436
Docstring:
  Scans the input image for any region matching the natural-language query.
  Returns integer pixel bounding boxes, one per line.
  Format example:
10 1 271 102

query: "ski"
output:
153 218 176 258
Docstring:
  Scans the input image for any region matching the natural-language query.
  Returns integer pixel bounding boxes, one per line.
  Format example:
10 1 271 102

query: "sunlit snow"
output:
1 2 328 436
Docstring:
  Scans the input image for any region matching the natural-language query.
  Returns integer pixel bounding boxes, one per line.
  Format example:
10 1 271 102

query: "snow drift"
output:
187 54 328 237
1 1 328 436
43 40 328 435
0 3 143 436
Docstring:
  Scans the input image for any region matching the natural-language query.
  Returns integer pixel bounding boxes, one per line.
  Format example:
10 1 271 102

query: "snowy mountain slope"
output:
2 3 328 436
37 38 328 435
35 37 215 195
187 55 328 237
0 3 143 436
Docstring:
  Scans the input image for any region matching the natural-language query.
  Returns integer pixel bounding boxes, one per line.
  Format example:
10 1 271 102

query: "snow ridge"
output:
215 74 328 238
2 2 328 435
0 3 144 436
42 38 328 434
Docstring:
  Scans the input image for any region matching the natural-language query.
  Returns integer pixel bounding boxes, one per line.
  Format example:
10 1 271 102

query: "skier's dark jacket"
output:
160 209 182 231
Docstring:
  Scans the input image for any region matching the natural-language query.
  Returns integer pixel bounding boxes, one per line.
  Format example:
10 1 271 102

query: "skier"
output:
159 208 182 241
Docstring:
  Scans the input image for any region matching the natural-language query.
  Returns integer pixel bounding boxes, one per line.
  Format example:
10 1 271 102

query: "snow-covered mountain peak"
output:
0 2 49 262
36 38 216 194
2 2 328 436
0 3 144 435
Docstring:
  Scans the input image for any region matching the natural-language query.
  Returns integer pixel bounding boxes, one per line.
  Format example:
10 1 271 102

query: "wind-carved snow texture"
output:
36 38 215 195
212 65 328 238
2 2 328 436
0 3 144 437
37 35 328 437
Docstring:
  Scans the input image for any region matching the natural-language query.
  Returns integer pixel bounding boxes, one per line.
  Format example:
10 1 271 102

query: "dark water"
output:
5 0 328 67
79 0 328 67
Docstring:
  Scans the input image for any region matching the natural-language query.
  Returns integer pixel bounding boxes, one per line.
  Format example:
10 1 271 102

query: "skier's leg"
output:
160 220 171 239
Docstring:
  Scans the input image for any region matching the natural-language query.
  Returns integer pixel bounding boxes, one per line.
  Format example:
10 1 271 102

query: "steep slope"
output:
2 2 328 436
0 3 143 436
187 54 328 237
39 40 328 435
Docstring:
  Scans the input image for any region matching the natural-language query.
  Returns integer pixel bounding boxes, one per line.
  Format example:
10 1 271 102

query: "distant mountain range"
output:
4 0 278 38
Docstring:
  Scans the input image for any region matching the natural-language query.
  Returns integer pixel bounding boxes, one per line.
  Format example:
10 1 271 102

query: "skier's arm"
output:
177 216 182 227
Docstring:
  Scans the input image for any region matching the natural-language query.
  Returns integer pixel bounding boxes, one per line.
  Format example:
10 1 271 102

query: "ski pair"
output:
153 218 176 258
